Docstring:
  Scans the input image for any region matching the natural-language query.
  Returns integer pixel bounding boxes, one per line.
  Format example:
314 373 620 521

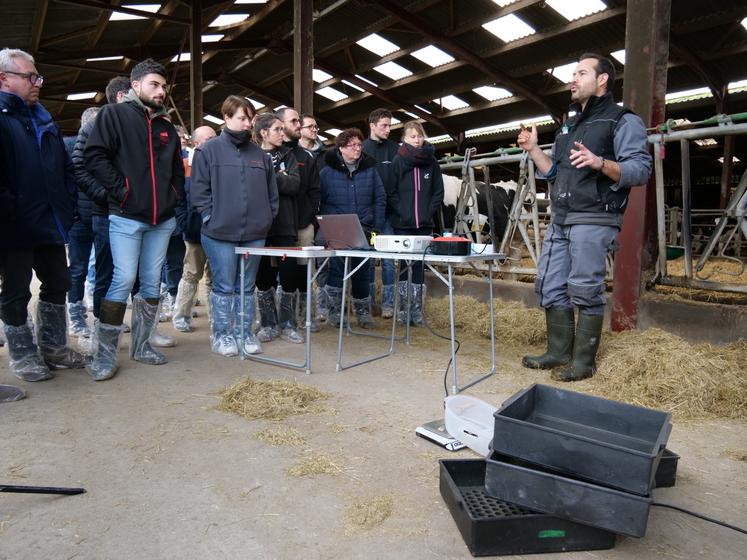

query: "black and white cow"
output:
438 174 517 241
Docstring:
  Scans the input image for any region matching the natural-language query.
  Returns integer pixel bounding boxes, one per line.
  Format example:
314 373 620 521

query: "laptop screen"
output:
316 214 370 250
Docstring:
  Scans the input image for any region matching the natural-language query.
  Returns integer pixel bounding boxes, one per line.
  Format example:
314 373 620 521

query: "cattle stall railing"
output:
650 117 747 294
439 146 553 274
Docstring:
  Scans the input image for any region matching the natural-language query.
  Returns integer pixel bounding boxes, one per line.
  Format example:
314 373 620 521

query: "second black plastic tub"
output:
492 384 672 495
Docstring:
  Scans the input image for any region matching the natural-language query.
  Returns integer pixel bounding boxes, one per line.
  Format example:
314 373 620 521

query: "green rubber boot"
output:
521 307 575 370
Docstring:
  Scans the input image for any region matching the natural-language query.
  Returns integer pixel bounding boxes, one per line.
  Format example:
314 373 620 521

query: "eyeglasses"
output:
342 143 363 149
268 126 284 133
2 70 44 86
301 124 319 130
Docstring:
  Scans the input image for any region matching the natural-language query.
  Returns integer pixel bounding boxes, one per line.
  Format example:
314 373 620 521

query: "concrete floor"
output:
1 301 746 560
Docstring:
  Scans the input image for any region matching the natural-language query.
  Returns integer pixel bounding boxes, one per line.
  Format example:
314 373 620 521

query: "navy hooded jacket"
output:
0 91 77 249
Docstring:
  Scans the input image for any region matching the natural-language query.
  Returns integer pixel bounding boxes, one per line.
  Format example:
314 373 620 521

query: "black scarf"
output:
223 128 251 146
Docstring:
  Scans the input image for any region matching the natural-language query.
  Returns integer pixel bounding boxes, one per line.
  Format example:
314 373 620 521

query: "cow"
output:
438 174 517 242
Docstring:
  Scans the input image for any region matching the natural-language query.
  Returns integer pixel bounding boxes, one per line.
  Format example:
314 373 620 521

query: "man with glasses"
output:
0 48 88 383
299 114 325 156
278 108 322 332
83 58 185 381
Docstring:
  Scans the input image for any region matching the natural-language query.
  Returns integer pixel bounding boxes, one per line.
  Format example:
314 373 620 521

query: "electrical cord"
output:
652 502 747 536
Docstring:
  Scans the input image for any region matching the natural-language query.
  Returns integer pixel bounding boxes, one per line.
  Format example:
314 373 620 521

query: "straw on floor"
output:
219 377 330 421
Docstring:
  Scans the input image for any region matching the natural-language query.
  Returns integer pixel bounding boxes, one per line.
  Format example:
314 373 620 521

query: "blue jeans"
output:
162 234 186 296
370 219 395 287
67 221 94 302
200 234 264 296
106 215 176 303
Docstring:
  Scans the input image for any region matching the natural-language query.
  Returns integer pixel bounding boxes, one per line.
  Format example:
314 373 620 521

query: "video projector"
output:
374 235 432 253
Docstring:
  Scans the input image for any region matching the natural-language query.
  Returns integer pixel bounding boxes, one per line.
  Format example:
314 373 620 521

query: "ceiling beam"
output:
40 25 98 48
137 0 182 46
54 0 191 25
31 0 50 54
669 37 726 107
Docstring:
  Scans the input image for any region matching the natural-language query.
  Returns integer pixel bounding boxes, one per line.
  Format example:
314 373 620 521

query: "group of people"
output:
1 46 650 394
0 48 446 387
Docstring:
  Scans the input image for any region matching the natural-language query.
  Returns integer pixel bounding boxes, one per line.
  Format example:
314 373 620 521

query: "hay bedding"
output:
344 496 394 534
254 426 306 446
219 377 330 421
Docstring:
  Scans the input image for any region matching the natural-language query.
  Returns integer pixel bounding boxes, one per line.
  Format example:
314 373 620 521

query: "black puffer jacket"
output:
264 145 301 239
71 120 108 217
284 140 321 230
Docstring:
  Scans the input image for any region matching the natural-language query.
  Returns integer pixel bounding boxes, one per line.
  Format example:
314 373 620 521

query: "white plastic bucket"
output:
444 395 498 457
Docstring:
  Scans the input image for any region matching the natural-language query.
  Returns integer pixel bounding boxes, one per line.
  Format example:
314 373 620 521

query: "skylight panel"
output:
244 97 265 109
326 128 343 136
355 74 378 87
434 95 469 111
610 50 625 64
466 115 552 137
171 52 191 62
109 4 161 21
718 156 740 164
234 0 268 3
728 78 747 91
473 86 513 101
86 55 124 62
356 33 400 57
492 0 518 6
742 17 747 31
548 62 577 83
427 133 451 144
390 117 401 125
665 86 711 103
545 0 606 22
274 104 287 111
373 61 412 80
341 80 365 92
482 14 535 42
67 92 98 100
202 34 224 43
411 45 454 68
315 87 348 102
204 114 224 125
694 138 718 147
401 110 419 119
312 68 333 83
317 134 328 142
209 13 249 27
414 104 432 115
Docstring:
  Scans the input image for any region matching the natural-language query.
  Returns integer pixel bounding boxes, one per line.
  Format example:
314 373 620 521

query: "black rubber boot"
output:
552 312 604 382
353 296 375 329
521 307 575 369
256 288 280 342
279 291 303 344
36 301 89 369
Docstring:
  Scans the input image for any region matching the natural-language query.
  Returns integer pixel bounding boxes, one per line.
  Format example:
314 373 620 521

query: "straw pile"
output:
219 377 330 421
424 294 545 346
286 450 347 478
254 426 306 446
344 496 394 534
589 329 747 420
666 256 747 284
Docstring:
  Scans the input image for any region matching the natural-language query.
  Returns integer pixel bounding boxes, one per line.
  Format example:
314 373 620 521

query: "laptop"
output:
316 214 370 250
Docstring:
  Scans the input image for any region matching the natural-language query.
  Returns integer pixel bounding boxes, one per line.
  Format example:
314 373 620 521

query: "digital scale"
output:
416 419 467 451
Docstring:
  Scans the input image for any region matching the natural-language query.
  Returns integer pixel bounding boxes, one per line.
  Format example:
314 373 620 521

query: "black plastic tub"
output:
484 452 652 538
654 448 680 488
492 384 672 495
440 459 616 556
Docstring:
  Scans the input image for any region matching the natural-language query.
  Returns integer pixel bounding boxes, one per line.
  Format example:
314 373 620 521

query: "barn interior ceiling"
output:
4 0 747 154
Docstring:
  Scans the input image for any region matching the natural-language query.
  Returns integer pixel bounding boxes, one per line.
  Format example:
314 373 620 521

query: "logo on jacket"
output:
423 173 430 179
159 131 170 145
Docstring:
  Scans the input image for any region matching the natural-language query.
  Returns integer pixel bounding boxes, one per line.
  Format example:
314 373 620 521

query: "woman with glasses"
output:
253 113 303 344
387 121 444 326
191 96 278 357
319 128 386 328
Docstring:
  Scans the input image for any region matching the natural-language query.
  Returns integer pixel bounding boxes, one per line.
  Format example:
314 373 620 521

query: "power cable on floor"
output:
652 502 747 536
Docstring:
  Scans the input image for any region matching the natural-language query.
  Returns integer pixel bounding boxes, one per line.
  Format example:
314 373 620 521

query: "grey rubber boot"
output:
3 323 52 382
521 307 575 370
381 284 395 319
36 301 89 369
209 292 238 357
315 285 329 323
0 384 26 402
150 296 176 348
86 299 126 381
552 312 604 382
256 288 280 343
130 296 167 365
278 290 304 344
158 292 174 322
233 293 261 355
326 286 343 327
369 281 379 316
298 291 321 333
396 281 409 326
0 319 5 347
67 300 91 337
172 279 198 332
410 283 425 326
353 296 375 329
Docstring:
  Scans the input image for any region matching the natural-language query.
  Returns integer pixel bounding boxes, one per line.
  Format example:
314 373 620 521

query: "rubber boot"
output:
130 296 167 365
552 312 604 382
396 281 409 326
3 323 52 382
234 293 261 355
0 384 26 402
87 299 126 381
315 285 329 323
298 291 321 333
279 291 304 344
172 279 198 332
150 296 176 348
67 300 91 337
0 320 5 347
326 286 343 327
521 307 575 370
369 281 379 316
158 292 174 322
353 296 375 329
381 284 395 319
256 288 280 343
410 283 425 326
209 292 239 357
36 301 89 369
